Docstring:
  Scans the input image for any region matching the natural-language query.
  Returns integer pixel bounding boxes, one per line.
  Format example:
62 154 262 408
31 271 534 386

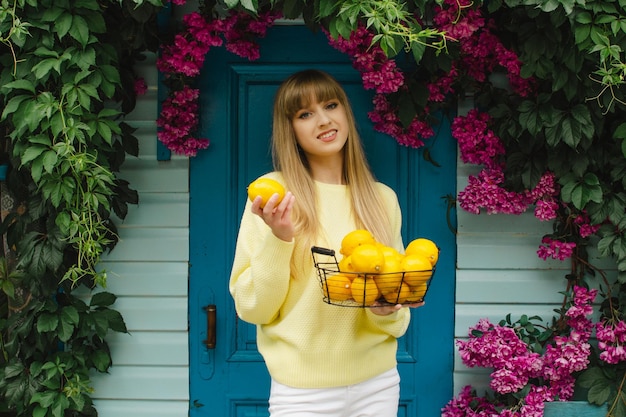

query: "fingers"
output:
407 301 425 309
251 192 295 242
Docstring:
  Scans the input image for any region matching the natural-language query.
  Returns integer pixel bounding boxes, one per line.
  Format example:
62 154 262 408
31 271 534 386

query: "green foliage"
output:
0 0 160 415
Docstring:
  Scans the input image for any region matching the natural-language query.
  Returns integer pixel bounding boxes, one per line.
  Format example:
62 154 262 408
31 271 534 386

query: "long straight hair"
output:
271 70 394 254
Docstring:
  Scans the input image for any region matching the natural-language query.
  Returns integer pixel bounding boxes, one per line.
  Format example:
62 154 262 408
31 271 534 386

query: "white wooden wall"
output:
90 52 190 416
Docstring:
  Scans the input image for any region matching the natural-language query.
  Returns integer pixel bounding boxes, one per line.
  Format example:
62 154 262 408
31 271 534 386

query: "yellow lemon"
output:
338 256 355 274
350 244 385 274
374 255 403 295
401 254 433 287
378 245 401 261
351 276 380 306
383 282 412 304
247 178 285 208
340 229 376 257
325 273 353 302
406 282 428 302
405 238 439 266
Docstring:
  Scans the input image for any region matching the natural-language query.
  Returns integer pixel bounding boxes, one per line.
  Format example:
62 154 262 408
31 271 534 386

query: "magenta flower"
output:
446 286 596 417
536 237 576 261
156 10 279 155
134 78 147 96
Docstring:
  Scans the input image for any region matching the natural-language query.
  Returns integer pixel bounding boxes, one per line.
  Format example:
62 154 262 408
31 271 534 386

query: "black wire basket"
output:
311 246 436 308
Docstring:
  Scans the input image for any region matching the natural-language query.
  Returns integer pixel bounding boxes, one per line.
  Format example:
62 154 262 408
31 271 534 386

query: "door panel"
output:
189 25 456 417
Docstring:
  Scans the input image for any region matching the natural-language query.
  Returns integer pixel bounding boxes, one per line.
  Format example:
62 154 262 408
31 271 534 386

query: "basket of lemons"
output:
312 230 439 307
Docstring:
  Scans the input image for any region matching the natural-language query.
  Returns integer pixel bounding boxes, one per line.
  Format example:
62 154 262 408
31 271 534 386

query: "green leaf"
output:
2 79 36 94
588 382 612 405
30 390 58 408
90 291 116 307
55 12 73 39
42 150 58 174
20 145 48 166
101 308 127 333
3 362 25 378
33 405 47 417
37 313 59 333
58 317 76 342
68 15 90 46
1 95 30 121
91 349 112 372
318 0 338 18
61 305 79 326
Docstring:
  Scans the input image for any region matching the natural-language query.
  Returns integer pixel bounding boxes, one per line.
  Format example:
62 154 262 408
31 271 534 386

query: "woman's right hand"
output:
251 191 295 242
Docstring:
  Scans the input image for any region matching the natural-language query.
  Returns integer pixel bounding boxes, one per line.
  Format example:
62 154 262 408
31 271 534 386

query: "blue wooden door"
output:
189 25 456 417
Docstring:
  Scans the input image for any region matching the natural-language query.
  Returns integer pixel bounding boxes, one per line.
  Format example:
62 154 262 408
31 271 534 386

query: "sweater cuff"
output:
366 307 411 338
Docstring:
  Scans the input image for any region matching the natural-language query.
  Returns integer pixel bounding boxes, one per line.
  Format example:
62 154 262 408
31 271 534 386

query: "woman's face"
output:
291 97 349 161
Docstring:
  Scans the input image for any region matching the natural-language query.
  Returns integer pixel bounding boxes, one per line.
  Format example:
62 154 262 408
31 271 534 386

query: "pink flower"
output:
452 109 505 168
134 78 147 96
446 286 596 416
537 237 576 261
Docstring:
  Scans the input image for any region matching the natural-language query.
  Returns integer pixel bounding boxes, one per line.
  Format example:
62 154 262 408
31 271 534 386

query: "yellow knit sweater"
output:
229 172 411 388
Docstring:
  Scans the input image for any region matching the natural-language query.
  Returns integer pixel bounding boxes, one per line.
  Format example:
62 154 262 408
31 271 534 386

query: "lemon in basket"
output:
374 255 403 295
338 256 355 274
325 273 353 302
384 282 415 304
378 244 401 261
405 238 439 267
247 178 285 208
406 282 428 302
401 254 433 287
340 229 376 257
350 244 385 274
351 276 380 306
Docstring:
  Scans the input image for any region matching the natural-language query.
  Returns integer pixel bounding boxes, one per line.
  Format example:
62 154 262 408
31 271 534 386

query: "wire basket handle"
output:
311 246 335 257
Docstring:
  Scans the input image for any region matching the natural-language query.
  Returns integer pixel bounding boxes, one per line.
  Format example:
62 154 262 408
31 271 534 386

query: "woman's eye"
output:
297 111 311 119
326 102 338 110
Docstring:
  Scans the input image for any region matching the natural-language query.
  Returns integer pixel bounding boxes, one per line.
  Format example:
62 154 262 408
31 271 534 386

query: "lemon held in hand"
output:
247 178 285 208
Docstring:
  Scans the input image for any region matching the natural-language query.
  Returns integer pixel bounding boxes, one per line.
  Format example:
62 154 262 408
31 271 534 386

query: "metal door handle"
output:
203 304 216 349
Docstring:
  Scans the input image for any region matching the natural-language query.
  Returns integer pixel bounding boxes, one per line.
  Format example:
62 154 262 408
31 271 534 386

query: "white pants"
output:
268 368 400 417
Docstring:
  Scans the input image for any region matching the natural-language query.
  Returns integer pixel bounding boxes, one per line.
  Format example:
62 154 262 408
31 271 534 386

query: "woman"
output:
230 69 423 417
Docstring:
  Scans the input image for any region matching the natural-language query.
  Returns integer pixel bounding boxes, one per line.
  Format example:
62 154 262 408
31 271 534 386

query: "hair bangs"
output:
281 72 345 119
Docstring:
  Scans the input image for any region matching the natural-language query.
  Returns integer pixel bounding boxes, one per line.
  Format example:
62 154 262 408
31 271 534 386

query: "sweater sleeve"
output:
229 199 295 325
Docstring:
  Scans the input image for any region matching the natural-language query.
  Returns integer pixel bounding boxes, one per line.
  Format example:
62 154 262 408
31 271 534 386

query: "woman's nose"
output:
318 111 331 125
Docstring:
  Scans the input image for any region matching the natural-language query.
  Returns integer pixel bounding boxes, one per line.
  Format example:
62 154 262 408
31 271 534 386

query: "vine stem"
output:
607 371 626 417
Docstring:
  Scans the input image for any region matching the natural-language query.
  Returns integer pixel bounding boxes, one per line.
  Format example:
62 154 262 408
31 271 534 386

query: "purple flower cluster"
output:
443 286 597 417
452 109 561 228
157 12 223 78
432 0 534 97
536 237 576 261
573 213 601 238
324 26 433 147
596 320 626 364
457 169 558 218
452 109 505 168
157 86 209 156
156 9 279 155
326 26 404 95
367 94 432 148
134 77 147 96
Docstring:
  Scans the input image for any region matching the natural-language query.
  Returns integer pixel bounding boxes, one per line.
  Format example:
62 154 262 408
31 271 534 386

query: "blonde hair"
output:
271 69 394 251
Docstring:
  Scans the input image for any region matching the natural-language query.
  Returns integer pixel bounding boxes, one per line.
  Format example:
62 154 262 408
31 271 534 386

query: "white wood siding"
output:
90 52 190 417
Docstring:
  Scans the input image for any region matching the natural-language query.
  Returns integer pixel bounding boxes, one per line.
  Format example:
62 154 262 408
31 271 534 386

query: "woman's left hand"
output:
370 301 425 316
